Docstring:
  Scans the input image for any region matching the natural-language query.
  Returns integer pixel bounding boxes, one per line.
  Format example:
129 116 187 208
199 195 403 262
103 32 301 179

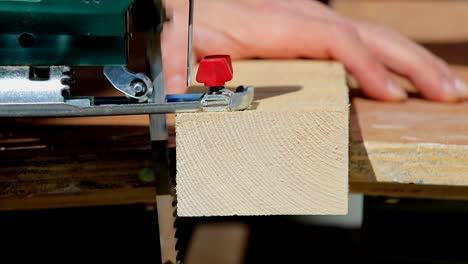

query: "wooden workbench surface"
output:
350 96 468 199
1 60 468 210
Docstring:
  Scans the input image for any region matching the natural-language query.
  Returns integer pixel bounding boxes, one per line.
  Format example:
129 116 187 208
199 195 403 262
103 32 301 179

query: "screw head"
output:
131 81 146 94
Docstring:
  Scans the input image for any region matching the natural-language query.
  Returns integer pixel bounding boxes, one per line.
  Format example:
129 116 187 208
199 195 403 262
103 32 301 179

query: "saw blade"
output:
156 195 179 263
152 140 180 264
147 1 193 262
186 0 194 88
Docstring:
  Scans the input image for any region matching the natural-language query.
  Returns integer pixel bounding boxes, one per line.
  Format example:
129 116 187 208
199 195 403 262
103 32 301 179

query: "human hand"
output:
162 0 467 102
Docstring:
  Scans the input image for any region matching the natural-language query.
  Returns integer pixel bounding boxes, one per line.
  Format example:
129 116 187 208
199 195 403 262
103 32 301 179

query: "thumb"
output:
161 7 191 94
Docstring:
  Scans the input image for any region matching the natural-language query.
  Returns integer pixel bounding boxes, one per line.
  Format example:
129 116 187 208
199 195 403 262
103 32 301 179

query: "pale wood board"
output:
350 97 468 186
176 60 349 216
331 0 468 43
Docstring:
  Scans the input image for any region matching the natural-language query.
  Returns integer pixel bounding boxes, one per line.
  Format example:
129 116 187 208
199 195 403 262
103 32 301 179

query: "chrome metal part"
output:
231 86 255 111
187 0 194 88
0 66 70 104
103 66 153 102
201 86 254 112
147 0 169 142
0 86 253 117
0 100 201 117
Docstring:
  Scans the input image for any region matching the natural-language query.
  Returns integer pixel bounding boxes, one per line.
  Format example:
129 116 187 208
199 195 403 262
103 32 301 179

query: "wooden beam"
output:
331 0 468 43
176 60 349 216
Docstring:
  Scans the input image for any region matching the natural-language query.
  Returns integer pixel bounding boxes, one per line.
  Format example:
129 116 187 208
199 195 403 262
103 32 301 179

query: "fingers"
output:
417 48 468 99
237 5 406 101
286 18 407 100
354 21 467 102
324 22 407 101
257 1 463 102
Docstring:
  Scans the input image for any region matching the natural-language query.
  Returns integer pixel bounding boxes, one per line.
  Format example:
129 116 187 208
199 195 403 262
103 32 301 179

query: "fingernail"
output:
455 79 468 99
387 80 407 100
442 79 459 101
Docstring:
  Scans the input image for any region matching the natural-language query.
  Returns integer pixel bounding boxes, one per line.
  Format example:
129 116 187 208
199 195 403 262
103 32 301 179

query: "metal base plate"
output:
0 86 254 117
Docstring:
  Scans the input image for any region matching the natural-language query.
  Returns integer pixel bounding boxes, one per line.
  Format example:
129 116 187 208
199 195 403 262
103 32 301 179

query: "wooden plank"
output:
350 96 468 186
0 125 155 209
176 60 350 216
350 182 468 201
0 188 155 211
331 0 468 42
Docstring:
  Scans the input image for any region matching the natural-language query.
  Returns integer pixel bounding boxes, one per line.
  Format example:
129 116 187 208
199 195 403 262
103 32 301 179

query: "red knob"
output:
196 55 233 87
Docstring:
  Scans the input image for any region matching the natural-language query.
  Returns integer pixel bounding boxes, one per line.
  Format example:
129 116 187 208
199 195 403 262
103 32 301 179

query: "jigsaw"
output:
0 0 254 263
0 0 253 117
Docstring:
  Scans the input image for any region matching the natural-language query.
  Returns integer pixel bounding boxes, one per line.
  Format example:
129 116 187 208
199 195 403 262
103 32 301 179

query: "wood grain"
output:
331 0 468 43
176 60 349 216
350 97 468 186
0 125 155 209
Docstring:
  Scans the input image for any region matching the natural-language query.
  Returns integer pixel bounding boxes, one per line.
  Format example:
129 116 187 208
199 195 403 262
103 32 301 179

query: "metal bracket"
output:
201 86 254 112
103 66 154 102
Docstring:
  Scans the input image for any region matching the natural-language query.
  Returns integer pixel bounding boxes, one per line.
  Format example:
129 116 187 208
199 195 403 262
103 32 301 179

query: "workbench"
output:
1 60 467 211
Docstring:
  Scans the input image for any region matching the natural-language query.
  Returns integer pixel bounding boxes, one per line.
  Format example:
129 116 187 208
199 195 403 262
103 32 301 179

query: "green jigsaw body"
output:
0 0 133 66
